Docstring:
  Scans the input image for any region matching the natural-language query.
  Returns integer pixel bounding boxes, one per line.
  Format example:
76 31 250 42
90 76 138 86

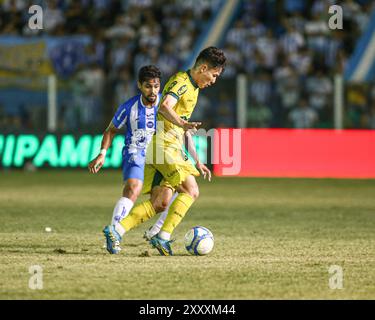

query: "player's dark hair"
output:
195 47 226 70
138 65 161 84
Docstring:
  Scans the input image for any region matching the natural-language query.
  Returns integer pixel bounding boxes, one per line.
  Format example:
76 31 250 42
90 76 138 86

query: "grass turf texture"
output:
0 170 374 299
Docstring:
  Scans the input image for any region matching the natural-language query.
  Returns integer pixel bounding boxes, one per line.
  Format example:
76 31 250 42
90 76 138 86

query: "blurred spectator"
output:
114 66 137 109
355 2 373 32
311 0 335 17
85 33 105 67
105 14 135 40
288 98 319 128
284 0 307 14
279 22 305 55
289 46 312 75
249 70 272 105
222 44 244 78
247 102 272 128
109 37 135 73
305 70 333 111
214 93 236 128
276 68 300 110
324 31 344 69
133 45 159 77
346 85 368 128
226 20 248 47
69 64 105 129
1 0 24 35
342 0 363 19
65 1 87 34
256 30 278 70
1 0 27 11
43 0 65 34
248 19 267 38
157 43 180 77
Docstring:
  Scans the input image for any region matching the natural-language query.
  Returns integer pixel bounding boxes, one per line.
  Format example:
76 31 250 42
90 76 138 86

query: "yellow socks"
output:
119 200 156 232
117 193 194 238
161 193 195 234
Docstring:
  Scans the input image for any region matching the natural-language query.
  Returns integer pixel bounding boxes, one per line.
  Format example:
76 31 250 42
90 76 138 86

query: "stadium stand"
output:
0 0 374 131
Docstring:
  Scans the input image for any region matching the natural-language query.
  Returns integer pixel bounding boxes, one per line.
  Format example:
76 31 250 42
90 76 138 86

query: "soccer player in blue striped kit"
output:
88 65 173 245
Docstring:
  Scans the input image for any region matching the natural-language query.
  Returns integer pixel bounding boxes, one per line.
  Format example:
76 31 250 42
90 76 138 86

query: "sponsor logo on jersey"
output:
147 121 154 128
167 80 177 92
177 85 187 96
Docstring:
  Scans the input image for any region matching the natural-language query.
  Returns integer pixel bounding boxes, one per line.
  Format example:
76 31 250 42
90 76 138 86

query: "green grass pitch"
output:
0 170 374 299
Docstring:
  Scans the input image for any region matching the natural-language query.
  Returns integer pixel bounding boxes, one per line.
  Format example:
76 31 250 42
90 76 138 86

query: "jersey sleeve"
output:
112 102 130 129
165 77 189 101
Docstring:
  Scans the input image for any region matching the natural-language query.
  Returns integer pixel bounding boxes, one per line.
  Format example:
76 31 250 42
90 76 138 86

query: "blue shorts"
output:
122 150 145 182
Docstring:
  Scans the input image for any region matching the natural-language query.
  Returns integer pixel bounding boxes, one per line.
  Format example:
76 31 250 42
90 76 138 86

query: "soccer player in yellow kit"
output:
103 47 226 255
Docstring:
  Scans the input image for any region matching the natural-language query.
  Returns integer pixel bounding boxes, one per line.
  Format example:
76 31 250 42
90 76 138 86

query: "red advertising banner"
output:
213 129 375 178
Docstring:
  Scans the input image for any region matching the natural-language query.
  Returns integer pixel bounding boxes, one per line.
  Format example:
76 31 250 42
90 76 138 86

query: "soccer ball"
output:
184 226 214 255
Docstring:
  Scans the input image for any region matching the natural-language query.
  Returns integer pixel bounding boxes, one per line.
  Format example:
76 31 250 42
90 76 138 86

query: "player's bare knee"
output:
152 199 166 213
161 199 170 211
188 187 199 200
193 189 199 200
151 186 173 213
154 203 167 213
177 185 199 200
123 184 142 200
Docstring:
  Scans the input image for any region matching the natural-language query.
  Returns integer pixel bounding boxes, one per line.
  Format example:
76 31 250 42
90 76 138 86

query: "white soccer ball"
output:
184 226 214 256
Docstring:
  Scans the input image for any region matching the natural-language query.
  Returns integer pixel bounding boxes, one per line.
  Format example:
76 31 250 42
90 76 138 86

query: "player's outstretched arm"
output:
159 94 201 130
184 130 211 182
88 122 119 174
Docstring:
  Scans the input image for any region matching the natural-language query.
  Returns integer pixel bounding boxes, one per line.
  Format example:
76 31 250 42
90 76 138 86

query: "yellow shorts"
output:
142 142 200 194
142 164 173 194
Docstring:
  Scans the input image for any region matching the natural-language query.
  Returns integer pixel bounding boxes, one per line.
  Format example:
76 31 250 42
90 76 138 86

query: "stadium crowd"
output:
222 0 375 129
0 0 375 130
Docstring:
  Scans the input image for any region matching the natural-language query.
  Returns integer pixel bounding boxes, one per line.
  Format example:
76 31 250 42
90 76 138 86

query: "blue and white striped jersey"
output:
112 93 161 155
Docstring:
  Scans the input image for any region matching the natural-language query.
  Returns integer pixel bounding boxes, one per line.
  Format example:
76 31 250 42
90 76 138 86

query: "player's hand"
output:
196 161 211 182
188 127 198 135
88 155 105 173
183 121 201 131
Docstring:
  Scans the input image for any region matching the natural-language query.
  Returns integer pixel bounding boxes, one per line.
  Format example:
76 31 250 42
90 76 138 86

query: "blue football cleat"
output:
149 236 174 256
103 225 122 254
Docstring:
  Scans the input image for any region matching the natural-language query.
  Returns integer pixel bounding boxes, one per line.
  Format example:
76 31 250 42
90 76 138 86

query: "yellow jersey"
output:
156 70 199 148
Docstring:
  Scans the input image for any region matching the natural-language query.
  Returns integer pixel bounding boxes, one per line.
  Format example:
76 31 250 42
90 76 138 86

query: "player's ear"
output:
137 81 142 90
200 64 208 73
